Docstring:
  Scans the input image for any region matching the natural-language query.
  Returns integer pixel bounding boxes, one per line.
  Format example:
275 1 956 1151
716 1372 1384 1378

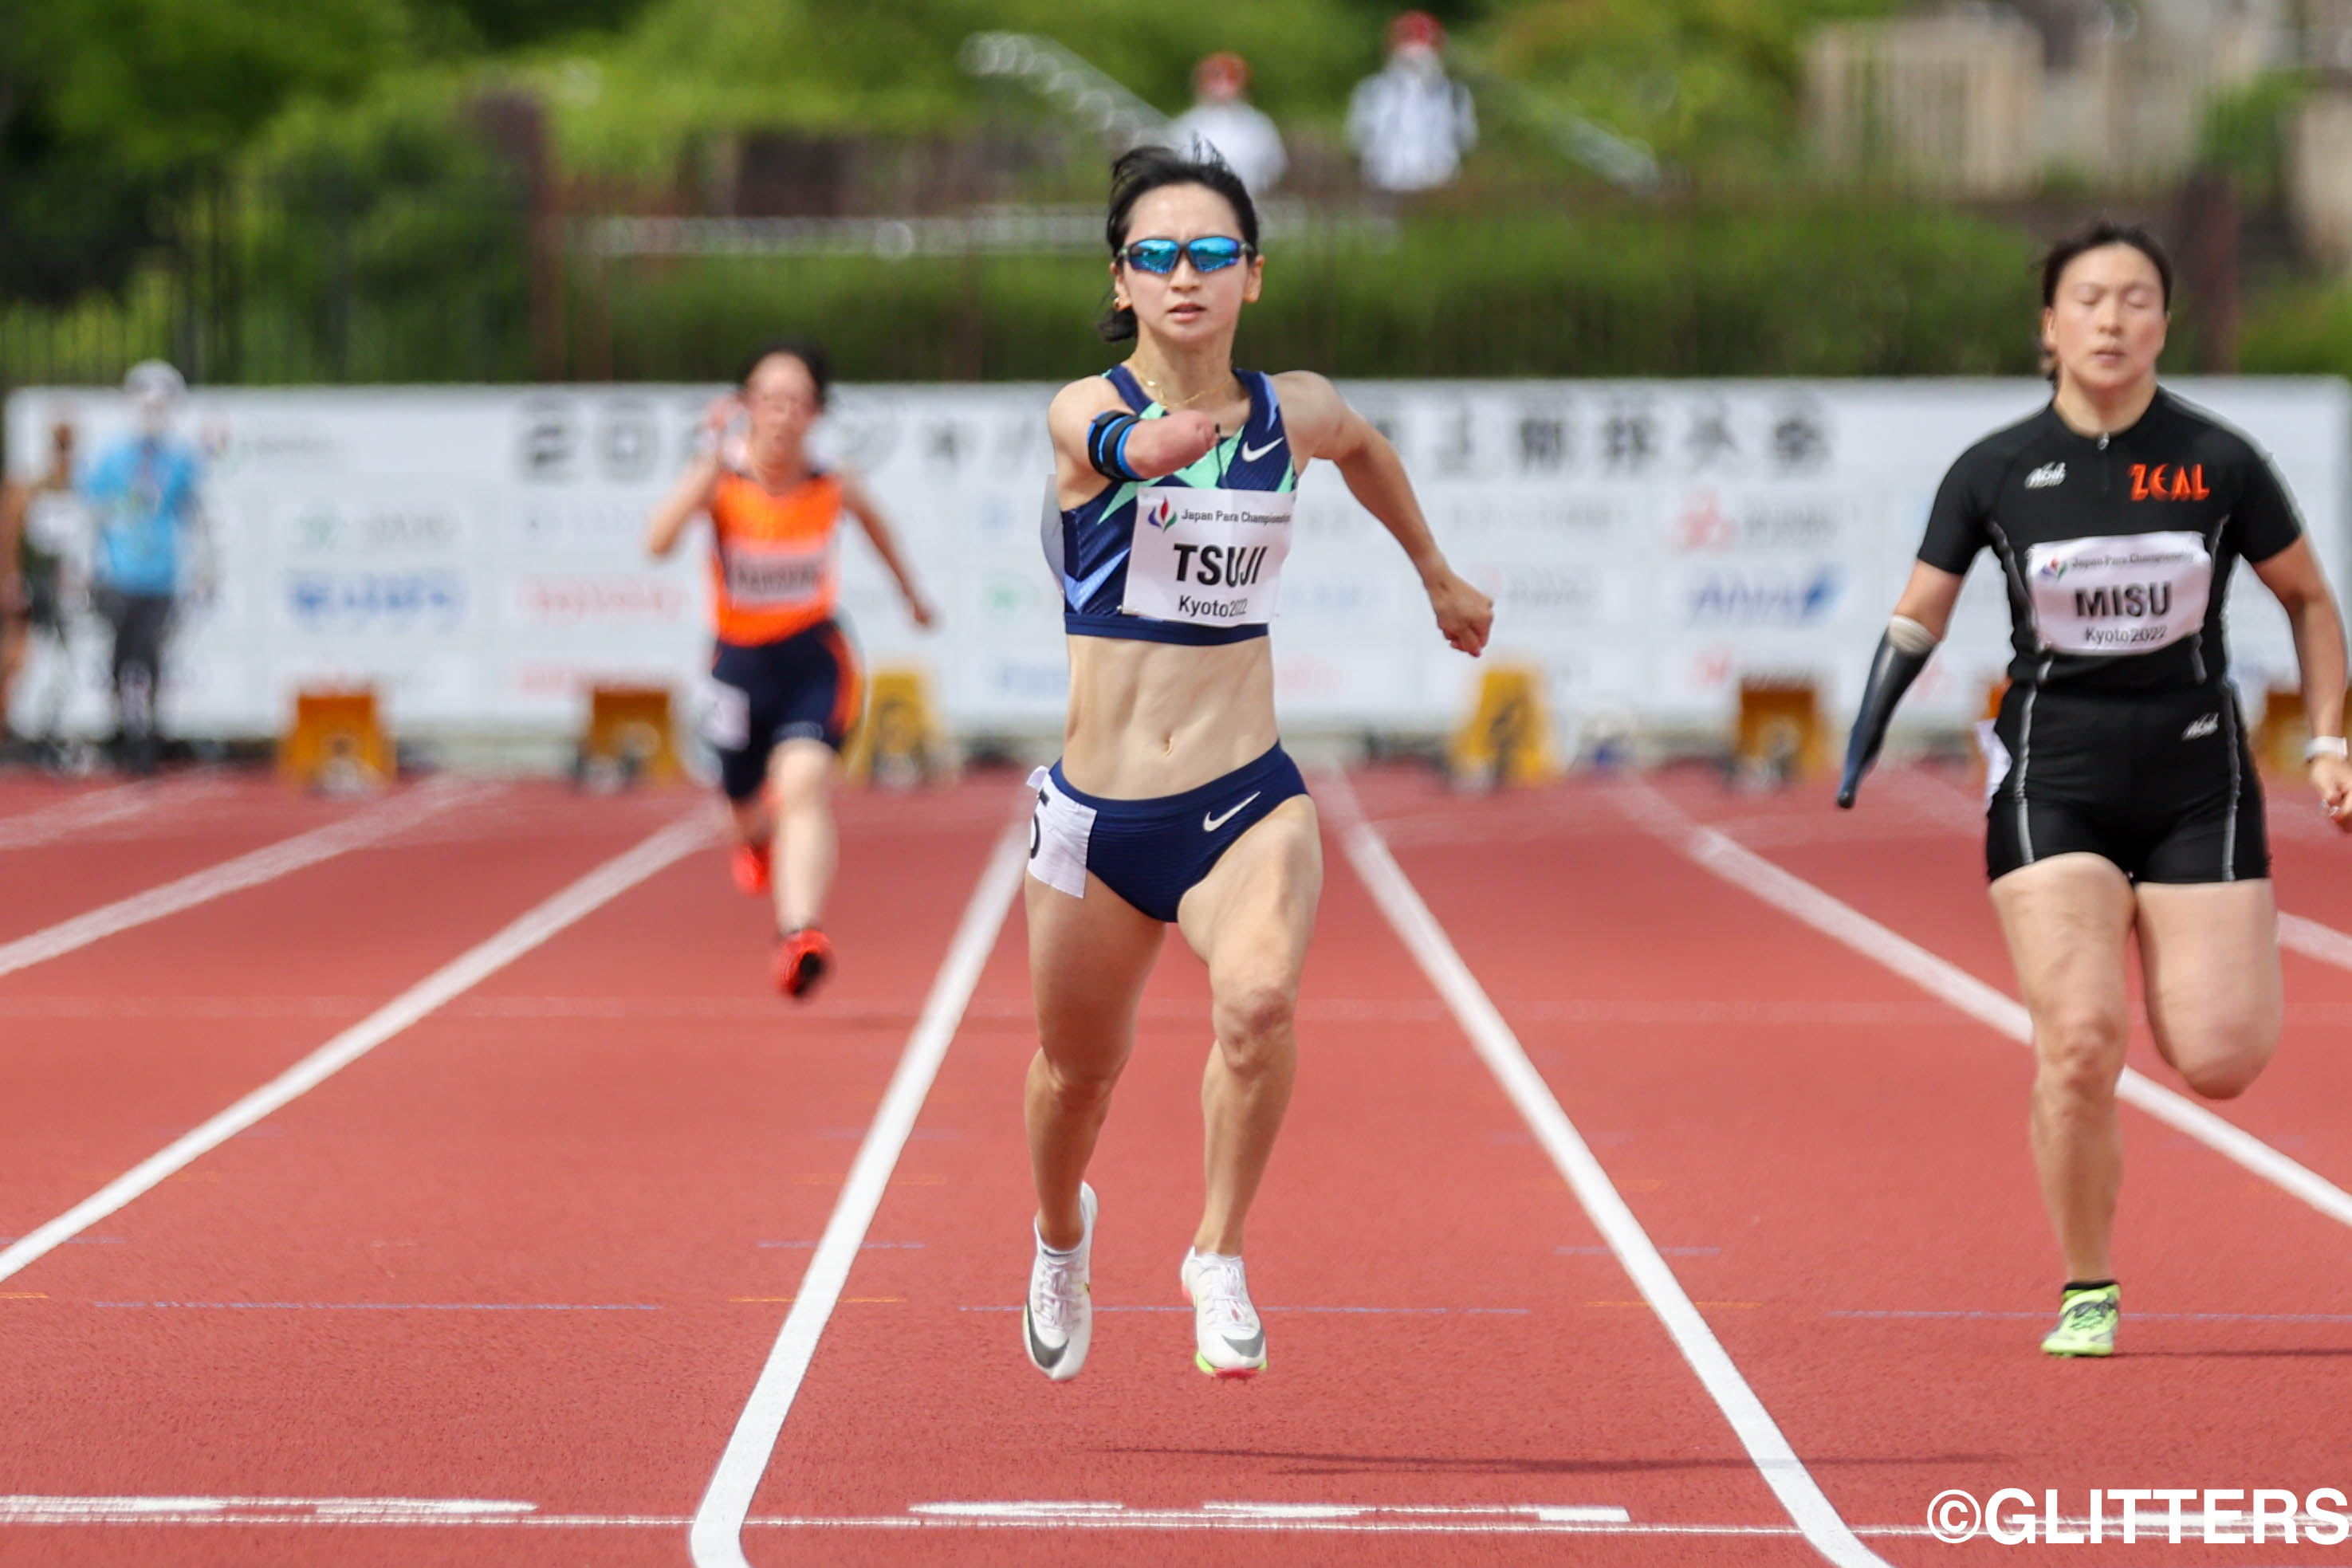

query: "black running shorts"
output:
1982 680 2267 885
701 619 862 803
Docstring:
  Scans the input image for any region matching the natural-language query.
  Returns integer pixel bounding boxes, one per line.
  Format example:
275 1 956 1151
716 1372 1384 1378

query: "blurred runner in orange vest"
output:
647 338 935 998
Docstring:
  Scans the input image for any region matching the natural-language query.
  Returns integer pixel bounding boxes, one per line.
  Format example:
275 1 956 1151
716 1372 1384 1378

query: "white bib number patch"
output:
722 536 832 609
1119 486 1293 628
1025 767 1095 899
2026 531 2212 656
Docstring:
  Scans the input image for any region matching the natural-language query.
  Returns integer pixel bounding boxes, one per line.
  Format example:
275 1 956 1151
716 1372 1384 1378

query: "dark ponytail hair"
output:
1098 143 1261 343
737 336 832 409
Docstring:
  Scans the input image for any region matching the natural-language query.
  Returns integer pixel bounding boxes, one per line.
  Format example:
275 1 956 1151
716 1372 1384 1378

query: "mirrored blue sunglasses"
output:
1119 237 1253 275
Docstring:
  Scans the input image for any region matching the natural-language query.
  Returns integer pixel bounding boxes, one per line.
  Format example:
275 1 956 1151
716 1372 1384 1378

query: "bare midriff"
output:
1059 634 1277 799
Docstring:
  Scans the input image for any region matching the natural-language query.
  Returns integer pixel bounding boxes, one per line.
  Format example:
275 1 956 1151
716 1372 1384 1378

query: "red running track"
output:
2 764 2348 1566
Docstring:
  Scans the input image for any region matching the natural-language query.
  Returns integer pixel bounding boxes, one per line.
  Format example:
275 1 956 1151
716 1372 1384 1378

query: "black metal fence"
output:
2 164 538 393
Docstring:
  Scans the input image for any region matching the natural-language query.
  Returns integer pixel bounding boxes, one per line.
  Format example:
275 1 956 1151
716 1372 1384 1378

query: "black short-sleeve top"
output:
1918 389 2305 692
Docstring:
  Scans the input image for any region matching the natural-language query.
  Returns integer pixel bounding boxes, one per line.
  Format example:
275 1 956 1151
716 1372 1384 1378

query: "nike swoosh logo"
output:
1203 792 1261 832
1025 1304 1067 1370
1239 438 1281 463
1220 1328 1264 1359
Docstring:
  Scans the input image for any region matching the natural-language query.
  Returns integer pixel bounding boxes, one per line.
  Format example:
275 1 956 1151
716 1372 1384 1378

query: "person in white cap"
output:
82 361 204 773
1347 10 1477 194
1167 53 1287 196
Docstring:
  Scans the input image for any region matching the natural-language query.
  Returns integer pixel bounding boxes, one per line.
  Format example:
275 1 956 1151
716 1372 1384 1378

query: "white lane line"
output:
0 1497 536 1521
1622 780 2352 1232
690 820 1028 1568
1321 772 1890 1568
0 778 489 980
2279 910 2352 973
0 815 711 1287
0 1495 1975 1535
0 778 214 851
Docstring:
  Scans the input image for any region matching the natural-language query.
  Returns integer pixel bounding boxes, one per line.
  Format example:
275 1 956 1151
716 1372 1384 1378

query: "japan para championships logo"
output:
1147 498 1175 529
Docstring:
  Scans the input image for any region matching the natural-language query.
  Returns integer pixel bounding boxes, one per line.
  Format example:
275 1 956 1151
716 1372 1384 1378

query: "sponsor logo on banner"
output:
207 421 340 475
1479 564 1602 621
285 570 467 632
291 502 459 554
516 578 690 623
517 500 647 545
990 661 1069 698
1683 566 1842 626
1672 489 1840 552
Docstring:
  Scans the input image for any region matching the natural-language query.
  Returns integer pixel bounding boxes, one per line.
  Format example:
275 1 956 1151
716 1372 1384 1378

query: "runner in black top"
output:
1839 220 2352 1358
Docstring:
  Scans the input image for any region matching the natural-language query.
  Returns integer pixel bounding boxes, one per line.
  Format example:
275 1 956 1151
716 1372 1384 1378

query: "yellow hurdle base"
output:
1733 678 1826 784
278 688 392 794
577 684 681 790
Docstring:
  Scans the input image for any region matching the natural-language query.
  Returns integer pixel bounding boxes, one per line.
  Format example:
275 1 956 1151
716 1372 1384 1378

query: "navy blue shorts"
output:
702 619 862 802
1026 745 1309 922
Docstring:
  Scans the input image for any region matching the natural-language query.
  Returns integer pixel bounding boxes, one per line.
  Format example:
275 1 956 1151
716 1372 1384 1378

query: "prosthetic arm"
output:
1835 615 1939 808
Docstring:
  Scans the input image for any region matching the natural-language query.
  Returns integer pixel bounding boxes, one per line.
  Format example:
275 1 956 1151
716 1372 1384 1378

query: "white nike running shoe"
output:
1024 1183 1096 1381
1180 1248 1266 1377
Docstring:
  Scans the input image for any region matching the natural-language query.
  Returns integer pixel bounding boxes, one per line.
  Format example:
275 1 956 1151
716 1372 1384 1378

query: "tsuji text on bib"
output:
1120 486 1294 628
722 536 832 610
2026 530 2212 656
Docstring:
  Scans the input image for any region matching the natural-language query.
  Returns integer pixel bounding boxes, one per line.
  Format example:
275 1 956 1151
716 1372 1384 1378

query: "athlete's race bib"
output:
23 491 89 558
2026 531 2212 656
721 536 832 610
1119 486 1294 628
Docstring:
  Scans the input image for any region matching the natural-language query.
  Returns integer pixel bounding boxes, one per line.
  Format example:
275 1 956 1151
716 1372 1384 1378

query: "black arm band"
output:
1836 631 1931 808
1087 412 1145 482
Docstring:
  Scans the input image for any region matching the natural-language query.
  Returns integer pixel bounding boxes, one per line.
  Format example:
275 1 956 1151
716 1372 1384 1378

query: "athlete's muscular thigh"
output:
1176 796 1323 1004
1026 871 1164 1083
1990 852 2137 1083
2134 879 2281 1099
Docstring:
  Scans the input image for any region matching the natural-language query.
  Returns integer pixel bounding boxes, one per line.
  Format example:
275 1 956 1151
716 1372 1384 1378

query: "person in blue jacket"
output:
82 362 205 774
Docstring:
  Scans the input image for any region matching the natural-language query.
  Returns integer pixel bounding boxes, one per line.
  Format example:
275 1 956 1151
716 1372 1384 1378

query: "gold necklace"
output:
1133 367 1236 412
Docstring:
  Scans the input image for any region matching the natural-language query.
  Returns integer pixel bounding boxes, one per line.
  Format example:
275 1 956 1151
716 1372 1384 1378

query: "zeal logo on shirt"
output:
2025 531 2212 655
1122 487 1295 628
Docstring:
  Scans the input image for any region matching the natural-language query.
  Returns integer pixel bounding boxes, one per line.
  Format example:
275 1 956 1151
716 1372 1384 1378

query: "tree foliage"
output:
557 0 1392 175
1478 0 1901 172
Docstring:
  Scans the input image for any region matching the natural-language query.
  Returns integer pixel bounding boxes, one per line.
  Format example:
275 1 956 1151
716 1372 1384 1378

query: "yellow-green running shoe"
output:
2041 1283 2118 1358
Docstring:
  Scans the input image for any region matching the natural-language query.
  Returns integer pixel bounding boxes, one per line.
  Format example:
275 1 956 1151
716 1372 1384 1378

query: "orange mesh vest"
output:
708 470 843 646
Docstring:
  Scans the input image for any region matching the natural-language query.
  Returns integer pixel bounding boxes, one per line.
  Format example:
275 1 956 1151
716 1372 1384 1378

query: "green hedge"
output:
2242 281 2352 379
579 201 2048 383
8 197 2059 387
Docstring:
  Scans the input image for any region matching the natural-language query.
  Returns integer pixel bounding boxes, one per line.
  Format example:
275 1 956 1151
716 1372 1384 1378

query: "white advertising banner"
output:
7 379 2345 745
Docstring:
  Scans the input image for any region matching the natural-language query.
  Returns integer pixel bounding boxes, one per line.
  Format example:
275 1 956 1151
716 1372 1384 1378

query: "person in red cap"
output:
1168 52 1287 195
1348 10 1477 192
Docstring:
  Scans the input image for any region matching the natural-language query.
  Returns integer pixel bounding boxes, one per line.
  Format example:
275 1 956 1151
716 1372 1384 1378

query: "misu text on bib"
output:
2026 530 2212 655
1120 487 1294 628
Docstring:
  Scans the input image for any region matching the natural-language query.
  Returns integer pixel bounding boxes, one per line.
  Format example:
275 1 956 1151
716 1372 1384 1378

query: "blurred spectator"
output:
1168 52 1287 195
1348 11 1478 193
0 419 81 745
83 361 204 773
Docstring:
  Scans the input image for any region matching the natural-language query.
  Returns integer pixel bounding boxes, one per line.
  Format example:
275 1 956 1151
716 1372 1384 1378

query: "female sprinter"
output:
647 340 934 998
1021 146 1493 1382
1838 220 2352 1357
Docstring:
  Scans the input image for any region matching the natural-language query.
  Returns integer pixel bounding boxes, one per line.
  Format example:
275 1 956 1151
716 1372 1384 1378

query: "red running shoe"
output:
775 928 834 1000
731 839 772 896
